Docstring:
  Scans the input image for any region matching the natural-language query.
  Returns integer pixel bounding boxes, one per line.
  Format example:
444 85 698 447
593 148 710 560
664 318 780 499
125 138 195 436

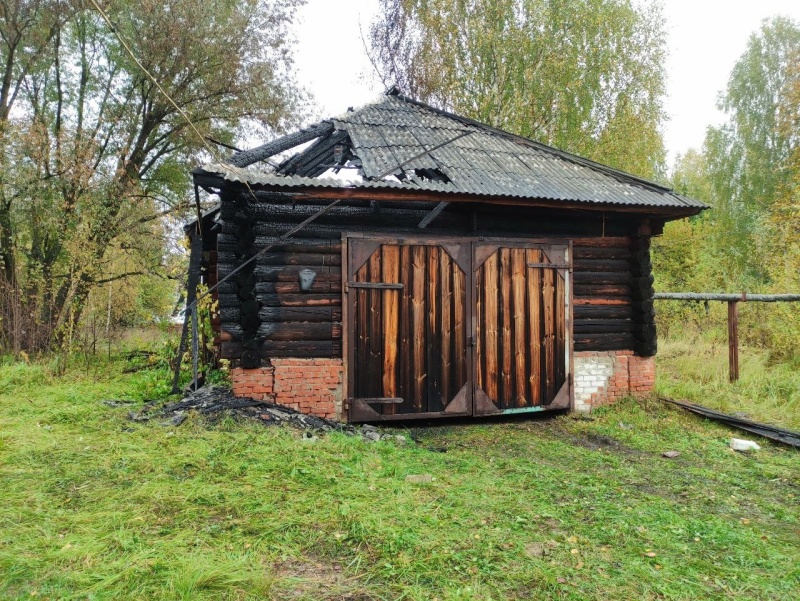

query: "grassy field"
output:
0 348 798 600
656 338 800 430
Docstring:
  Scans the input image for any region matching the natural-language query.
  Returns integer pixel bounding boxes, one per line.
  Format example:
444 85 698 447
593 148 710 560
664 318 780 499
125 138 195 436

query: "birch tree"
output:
371 0 668 179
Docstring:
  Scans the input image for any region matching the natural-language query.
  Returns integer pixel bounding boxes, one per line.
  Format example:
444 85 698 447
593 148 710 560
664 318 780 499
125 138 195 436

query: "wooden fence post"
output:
654 292 800 384
727 300 739 382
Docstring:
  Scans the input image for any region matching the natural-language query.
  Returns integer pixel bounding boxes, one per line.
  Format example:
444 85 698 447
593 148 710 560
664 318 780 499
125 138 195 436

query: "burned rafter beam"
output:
276 129 347 175
418 201 449 229
289 131 352 178
227 121 334 168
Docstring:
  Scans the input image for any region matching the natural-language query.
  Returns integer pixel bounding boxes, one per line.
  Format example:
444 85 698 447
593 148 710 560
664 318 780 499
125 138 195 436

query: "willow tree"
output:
371 0 668 179
0 0 305 352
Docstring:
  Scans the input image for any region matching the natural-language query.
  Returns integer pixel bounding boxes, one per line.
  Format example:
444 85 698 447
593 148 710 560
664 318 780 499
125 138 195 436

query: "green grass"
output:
0 352 798 600
656 338 800 430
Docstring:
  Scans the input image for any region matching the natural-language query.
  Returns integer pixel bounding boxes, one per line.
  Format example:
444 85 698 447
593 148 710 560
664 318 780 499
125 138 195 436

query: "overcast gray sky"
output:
291 0 800 169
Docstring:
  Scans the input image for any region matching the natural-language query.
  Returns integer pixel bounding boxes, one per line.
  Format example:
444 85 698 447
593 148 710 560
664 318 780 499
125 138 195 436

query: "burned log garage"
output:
191 90 706 422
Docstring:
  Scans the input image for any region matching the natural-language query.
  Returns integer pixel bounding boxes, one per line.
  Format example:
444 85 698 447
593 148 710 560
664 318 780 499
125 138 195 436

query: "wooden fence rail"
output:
653 292 800 381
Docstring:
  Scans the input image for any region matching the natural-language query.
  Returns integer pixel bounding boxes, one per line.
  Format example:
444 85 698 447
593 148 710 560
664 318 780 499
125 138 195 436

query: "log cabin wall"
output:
216 188 658 369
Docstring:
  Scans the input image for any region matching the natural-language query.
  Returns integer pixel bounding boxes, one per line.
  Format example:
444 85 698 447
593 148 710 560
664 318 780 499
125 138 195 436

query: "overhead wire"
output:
88 0 219 226
87 1 475 375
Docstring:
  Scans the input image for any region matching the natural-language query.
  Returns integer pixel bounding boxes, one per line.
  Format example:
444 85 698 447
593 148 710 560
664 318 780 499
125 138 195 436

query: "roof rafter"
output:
227 122 335 168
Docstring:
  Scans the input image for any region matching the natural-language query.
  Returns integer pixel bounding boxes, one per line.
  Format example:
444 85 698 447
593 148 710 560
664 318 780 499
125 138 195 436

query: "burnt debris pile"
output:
120 386 408 443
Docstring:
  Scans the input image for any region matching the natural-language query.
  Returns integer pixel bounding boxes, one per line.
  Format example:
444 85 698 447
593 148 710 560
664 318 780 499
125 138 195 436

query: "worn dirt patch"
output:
539 424 644 457
272 558 376 600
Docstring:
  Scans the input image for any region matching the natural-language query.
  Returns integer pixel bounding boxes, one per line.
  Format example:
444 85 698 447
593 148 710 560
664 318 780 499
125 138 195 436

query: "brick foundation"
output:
573 351 655 412
231 358 343 420
231 352 653 419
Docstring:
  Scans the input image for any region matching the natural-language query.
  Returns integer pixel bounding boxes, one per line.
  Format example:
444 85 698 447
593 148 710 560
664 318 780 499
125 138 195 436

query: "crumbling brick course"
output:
231 358 343 420
573 350 654 411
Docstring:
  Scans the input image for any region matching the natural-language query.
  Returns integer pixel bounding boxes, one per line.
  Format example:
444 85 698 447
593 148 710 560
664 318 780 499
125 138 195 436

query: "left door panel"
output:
347 240 470 421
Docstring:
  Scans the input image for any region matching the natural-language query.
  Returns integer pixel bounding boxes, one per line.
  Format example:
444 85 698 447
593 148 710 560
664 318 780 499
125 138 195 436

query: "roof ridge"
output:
385 92 675 196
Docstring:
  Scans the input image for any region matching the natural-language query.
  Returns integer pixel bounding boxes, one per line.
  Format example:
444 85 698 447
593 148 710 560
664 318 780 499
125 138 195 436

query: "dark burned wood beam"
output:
418 201 449 228
664 398 800 448
227 122 334 167
289 130 351 177
172 231 203 393
185 198 344 315
206 136 241 152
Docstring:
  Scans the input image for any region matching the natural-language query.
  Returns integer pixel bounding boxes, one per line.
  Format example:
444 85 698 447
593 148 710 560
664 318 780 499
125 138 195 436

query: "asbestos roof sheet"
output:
201 93 707 212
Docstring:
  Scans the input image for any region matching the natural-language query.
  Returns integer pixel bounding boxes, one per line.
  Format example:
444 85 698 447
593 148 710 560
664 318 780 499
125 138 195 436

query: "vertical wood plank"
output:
440 249 452 405
412 245 427 412
355 261 370 399
453 259 467 392
526 249 541 406
484 251 499 402
500 248 512 408
511 249 527 407
555 268 566 389
475 258 483 391
368 251 383 402
382 245 400 414
427 246 441 411
543 263 555 402
399 245 412 411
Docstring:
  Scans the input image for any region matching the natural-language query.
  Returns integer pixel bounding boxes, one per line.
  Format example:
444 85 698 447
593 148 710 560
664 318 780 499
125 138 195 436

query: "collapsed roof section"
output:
198 89 707 214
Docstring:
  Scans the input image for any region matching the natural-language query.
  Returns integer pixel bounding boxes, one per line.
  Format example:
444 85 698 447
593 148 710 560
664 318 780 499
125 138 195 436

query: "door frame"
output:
342 233 573 421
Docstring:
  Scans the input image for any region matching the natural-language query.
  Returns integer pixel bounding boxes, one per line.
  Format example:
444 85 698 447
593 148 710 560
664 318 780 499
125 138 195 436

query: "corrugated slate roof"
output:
203 92 707 212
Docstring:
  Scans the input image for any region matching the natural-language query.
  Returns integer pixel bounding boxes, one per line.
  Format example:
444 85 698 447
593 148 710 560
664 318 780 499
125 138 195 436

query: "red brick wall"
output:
231 352 653 419
231 359 343 420
573 350 655 411
628 354 656 395
230 366 274 399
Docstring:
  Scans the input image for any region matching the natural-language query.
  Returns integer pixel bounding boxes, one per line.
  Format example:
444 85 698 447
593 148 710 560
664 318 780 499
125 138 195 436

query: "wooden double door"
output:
346 237 570 421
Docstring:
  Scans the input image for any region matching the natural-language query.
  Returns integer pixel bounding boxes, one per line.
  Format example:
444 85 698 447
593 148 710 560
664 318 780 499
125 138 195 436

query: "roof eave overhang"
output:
192 169 707 220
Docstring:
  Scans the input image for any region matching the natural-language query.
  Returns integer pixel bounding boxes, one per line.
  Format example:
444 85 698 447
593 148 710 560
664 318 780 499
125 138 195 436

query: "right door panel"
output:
474 244 568 414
